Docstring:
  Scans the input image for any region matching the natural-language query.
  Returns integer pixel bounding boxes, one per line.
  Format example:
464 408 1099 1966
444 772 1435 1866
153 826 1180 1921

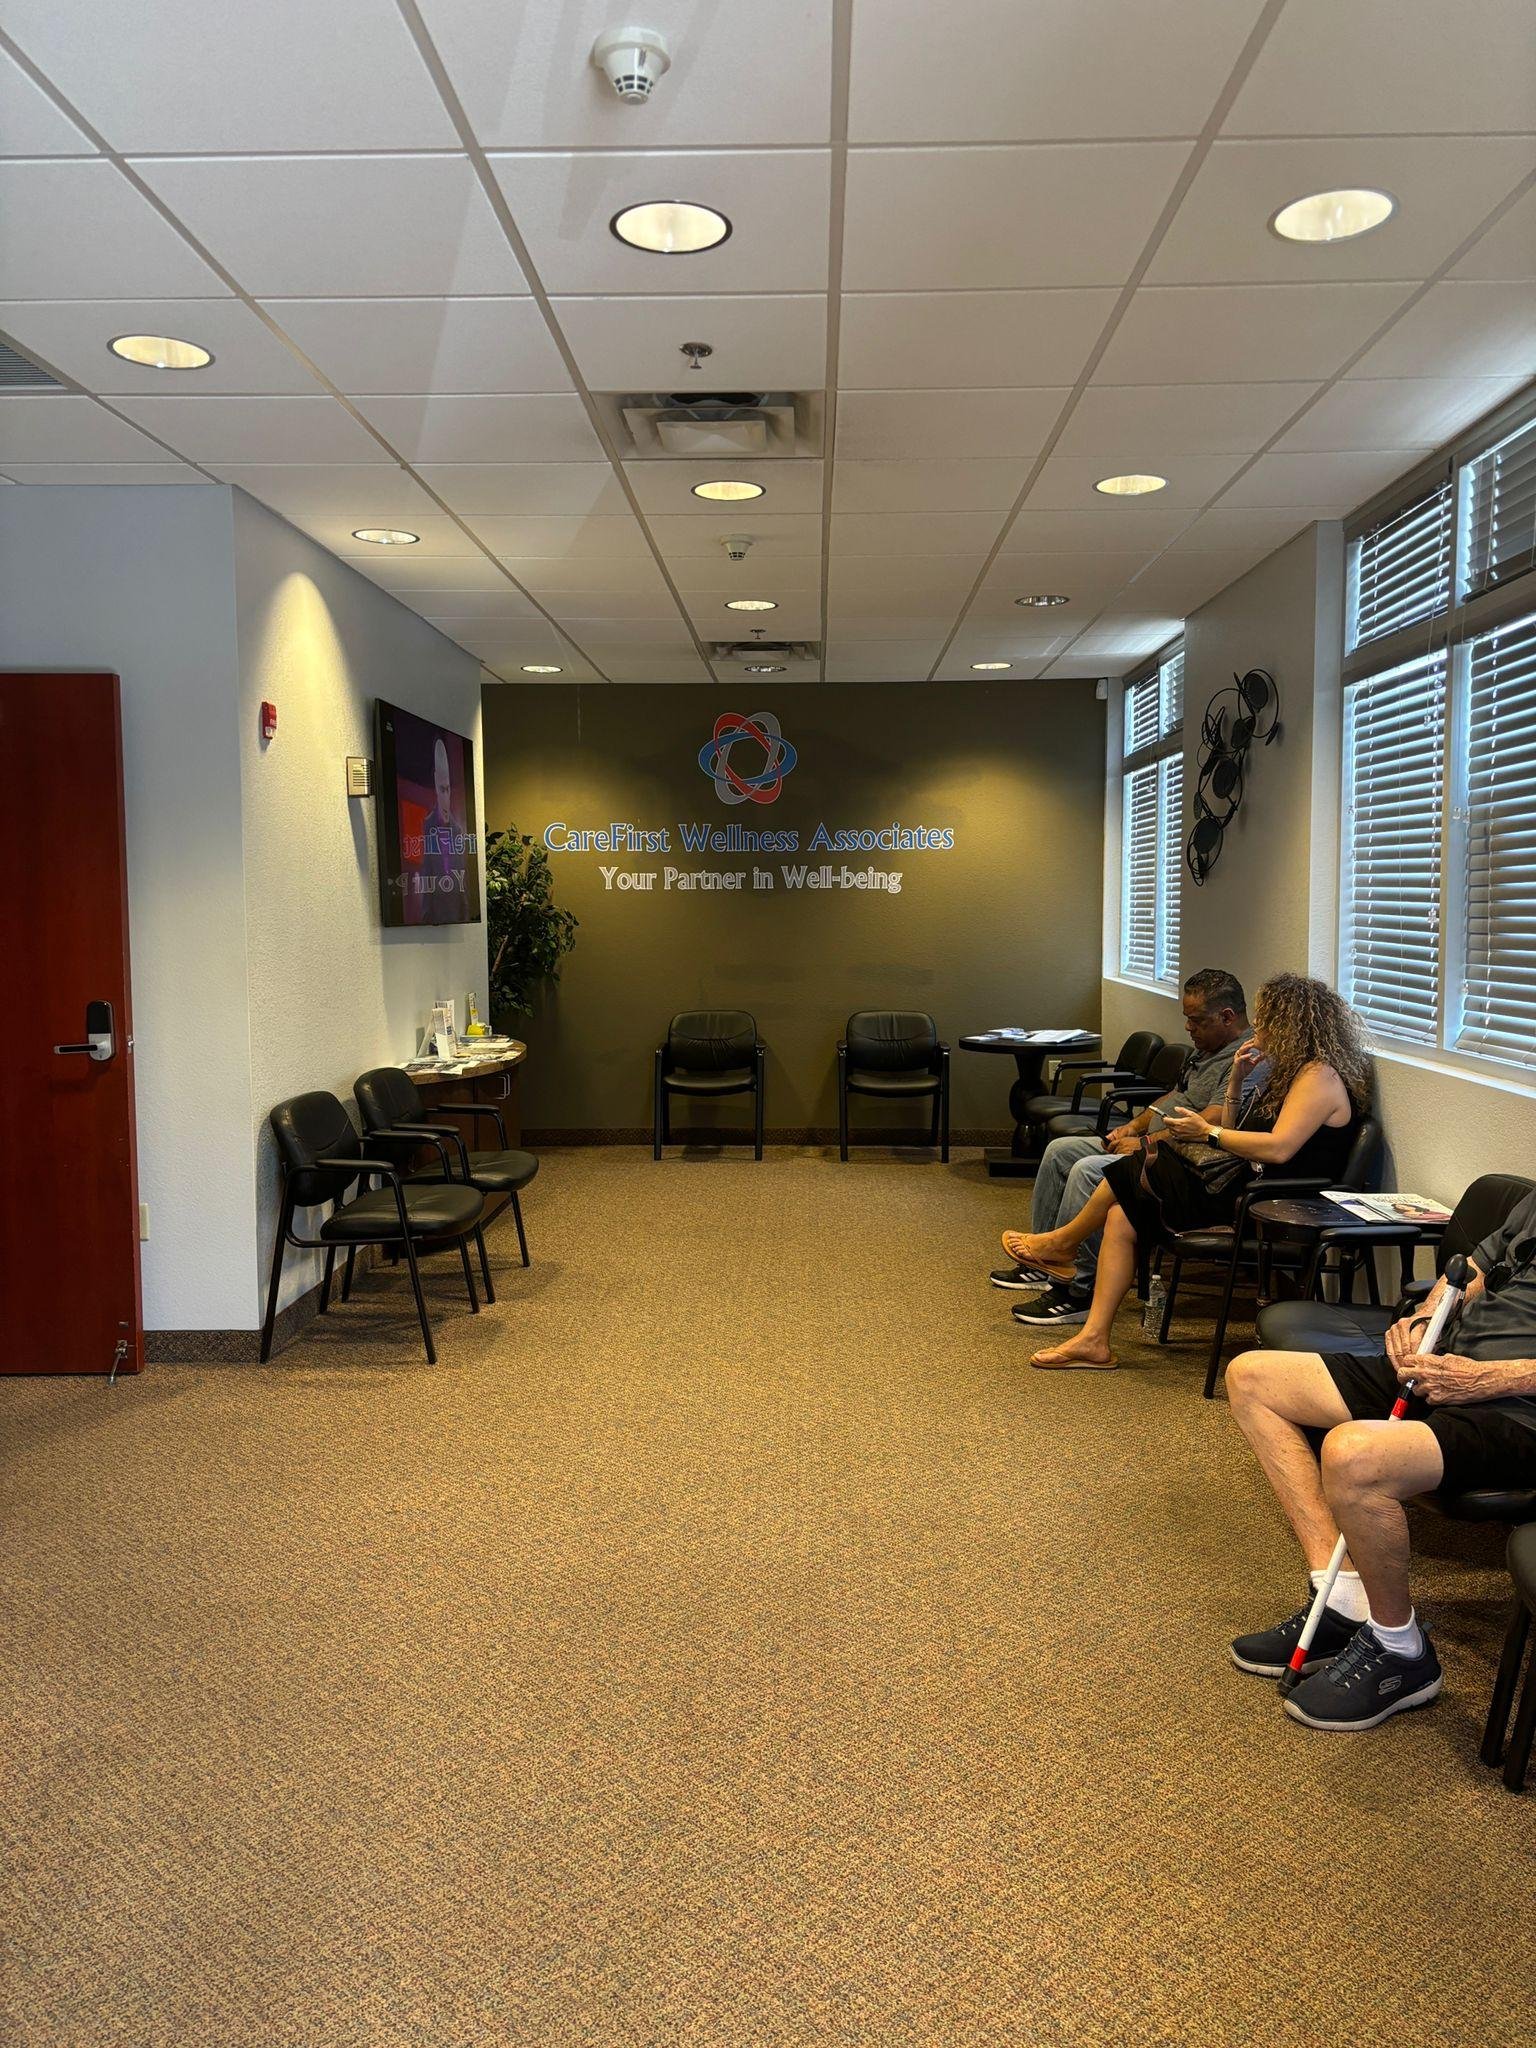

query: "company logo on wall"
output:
697 709 798 806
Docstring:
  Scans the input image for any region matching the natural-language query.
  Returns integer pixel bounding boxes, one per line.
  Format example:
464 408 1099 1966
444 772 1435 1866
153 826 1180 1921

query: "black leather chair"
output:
1043 1041 1190 1143
353 1066 540 1287
1148 1115 1385 1397
837 1011 949 1162
653 1011 765 1159
261 1091 487 1366
1481 1523 1536 1794
1022 1030 1166 1147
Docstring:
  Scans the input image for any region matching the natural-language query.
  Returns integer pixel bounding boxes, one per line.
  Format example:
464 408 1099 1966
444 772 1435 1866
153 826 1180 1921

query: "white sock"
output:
1369 1609 1424 1660
1312 1567 1369 1623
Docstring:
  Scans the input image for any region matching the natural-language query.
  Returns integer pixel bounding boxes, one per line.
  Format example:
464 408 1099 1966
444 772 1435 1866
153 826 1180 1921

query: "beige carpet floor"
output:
3 1146 1533 2048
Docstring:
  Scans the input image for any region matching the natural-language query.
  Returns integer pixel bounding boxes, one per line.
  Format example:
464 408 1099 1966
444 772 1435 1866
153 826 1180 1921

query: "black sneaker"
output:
1283 1622 1443 1731
990 1263 1054 1290
1229 1592 1361 1677
1012 1287 1091 1327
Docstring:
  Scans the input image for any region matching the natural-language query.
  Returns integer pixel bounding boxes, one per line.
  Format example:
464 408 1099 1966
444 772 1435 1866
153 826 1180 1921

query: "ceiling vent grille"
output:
0 338 66 390
712 640 821 662
599 389 823 459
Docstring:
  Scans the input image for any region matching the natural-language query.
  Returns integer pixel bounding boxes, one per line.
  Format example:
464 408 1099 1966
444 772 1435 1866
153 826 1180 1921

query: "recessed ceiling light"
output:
1094 473 1167 497
351 527 420 545
521 664 563 674
692 479 765 502
970 661 1013 670
610 200 731 254
1015 594 1069 608
108 332 213 370
725 598 777 612
744 663 785 674
1271 188 1395 244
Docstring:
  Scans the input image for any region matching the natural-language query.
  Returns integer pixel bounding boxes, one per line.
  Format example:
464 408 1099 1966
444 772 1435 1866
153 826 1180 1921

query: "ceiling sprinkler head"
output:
679 341 713 372
591 26 672 103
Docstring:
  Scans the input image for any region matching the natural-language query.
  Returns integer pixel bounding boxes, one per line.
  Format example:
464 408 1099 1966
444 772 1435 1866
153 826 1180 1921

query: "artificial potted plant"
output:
485 828 579 1025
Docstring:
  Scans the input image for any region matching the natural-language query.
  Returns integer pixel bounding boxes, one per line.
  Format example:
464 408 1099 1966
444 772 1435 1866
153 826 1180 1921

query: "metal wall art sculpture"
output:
1186 667 1281 885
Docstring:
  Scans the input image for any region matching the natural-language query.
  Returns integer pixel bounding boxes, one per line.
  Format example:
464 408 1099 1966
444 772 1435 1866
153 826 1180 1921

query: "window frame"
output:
1117 639 1185 994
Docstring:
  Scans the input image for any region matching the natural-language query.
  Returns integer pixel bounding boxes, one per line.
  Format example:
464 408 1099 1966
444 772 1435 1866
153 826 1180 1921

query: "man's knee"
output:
1063 1154 1109 1207
1321 1421 1407 1497
1226 1349 1265 1407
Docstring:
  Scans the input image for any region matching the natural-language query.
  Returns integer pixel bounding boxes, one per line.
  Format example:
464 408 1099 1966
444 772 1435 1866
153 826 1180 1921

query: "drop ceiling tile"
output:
458 514 653 562
352 394 603 464
2 0 457 152
409 590 543 622
973 551 1155 610
624 459 824 515
488 151 831 296
830 512 1005 556
1058 380 1317 458
836 388 1066 462
1168 506 1333 552
947 627 1076 666
675 559 823 598
555 618 701 646
0 46 94 154
539 590 683 622
600 658 716 684
1452 187 1536 280
1124 551 1273 613
115 395 385 463
0 394 177 463
1051 614 1182 663
266 298 571 395
1023 452 1244 510
850 0 1268 142
0 297 322 396
1219 450 1423 510
839 289 1117 390
1094 282 1418 385
647 513 822 557
132 156 529 298
996 504 1189 549
937 656 1057 682
1278 377 1526 452
552 294 827 391
1226 0 1536 138
0 160 223 299
417 0 833 150
824 610 958 639
337 552 514 592
833 459 1030 514
417 463 628 515
1348 282 1536 379
843 145 1189 291
507 556 671 596
212 462 440 524
0 461 209 484
825 644 946 682
1148 139 1536 286
827 559 976 605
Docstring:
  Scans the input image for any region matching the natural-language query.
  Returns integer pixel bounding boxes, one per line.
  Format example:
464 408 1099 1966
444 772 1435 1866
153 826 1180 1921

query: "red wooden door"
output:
0 673 142 1373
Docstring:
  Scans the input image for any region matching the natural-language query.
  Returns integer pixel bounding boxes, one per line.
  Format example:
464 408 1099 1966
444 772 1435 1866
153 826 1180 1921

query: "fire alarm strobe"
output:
260 700 277 740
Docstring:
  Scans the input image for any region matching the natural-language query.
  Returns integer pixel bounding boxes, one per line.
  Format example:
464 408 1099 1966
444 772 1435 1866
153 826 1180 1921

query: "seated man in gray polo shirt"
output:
994 967 1253 1330
1224 1186 1536 1732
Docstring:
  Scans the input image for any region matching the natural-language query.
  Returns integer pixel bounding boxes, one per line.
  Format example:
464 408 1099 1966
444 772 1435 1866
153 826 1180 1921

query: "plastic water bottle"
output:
1143 1275 1168 1337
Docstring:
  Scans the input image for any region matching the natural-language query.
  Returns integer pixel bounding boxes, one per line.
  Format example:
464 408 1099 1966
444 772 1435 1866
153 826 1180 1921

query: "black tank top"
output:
1247 1089 1360 1181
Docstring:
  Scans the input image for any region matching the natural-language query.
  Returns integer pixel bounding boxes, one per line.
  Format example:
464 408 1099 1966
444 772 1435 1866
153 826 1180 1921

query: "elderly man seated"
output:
1225 1184 1536 1730
993 967 1252 1329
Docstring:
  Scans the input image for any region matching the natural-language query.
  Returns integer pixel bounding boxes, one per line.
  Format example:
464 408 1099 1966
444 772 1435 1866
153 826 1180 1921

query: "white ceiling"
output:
0 0 1532 686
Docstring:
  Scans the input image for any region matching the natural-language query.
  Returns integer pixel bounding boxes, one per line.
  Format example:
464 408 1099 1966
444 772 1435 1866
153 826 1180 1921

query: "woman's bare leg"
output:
1030 1204 1140 1367
1002 1179 1118 1277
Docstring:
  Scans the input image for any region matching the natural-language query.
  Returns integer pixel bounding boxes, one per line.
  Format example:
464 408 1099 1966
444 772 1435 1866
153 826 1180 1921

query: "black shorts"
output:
1321 1351 1536 1496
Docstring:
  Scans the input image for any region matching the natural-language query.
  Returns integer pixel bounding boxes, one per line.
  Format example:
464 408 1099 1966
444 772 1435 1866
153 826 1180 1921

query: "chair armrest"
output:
837 1040 848 1053
1053 1057 1116 1081
318 1153 414 1235
437 1100 508 1147
1314 1221 1423 1249
382 1121 472 1177
1094 1084 1157 1133
1068 1067 1139 1111
1402 1277 1434 1303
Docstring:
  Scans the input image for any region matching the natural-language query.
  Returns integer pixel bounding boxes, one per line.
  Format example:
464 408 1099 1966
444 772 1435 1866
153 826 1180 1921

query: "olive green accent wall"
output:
482 680 1106 1137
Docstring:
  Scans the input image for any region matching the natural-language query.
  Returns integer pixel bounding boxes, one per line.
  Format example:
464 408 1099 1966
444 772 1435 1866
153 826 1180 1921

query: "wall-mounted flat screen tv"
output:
375 699 482 928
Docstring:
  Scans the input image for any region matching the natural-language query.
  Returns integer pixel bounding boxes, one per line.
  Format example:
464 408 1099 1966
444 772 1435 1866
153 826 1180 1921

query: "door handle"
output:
54 999 115 1063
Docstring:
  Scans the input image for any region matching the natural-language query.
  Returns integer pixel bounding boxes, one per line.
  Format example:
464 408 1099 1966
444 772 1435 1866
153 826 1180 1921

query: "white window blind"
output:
1461 415 1536 604
1456 610 1536 1068
1160 648 1185 734
1124 672 1162 756
1121 762 1159 982
1157 752 1183 988
1341 654 1447 1046
1349 483 1452 651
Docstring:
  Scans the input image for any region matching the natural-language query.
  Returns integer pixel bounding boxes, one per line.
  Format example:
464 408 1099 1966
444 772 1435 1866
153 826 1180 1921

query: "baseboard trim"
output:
526 1127 1010 1148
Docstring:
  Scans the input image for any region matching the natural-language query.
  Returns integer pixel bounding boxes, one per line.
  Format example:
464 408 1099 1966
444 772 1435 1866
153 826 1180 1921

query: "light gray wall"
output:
231 491 488 1317
0 485 258 1330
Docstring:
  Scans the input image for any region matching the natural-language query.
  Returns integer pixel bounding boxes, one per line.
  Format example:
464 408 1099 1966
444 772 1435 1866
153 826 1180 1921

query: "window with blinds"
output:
1160 648 1185 733
1348 483 1452 652
1157 752 1183 987
1124 672 1162 755
1455 610 1536 1069
1120 763 1160 982
1119 643 1184 988
1340 656 1447 1046
1460 414 1536 604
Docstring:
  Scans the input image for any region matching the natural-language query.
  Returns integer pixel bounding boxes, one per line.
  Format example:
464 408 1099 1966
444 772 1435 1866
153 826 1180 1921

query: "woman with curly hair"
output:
1005 973 1372 1371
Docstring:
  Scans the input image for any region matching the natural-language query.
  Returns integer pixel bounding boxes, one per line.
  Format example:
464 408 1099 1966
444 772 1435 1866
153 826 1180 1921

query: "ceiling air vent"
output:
599 389 823 459
0 338 66 390
712 641 821 662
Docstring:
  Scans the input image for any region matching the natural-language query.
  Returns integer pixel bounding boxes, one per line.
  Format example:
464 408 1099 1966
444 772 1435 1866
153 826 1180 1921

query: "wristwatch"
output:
1206 1129 1222 1149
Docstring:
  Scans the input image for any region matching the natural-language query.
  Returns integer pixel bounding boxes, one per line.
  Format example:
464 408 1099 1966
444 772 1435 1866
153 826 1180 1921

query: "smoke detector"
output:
592 26 672 103
722 534 753 563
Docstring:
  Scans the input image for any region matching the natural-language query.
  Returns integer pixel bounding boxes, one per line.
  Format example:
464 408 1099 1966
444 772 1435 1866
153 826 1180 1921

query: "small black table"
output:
1248 1196 1447 1306
959 1029 1101 1178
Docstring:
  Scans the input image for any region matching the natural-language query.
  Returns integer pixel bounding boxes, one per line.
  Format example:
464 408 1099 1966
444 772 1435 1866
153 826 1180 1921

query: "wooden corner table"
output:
958 1028 1101 1178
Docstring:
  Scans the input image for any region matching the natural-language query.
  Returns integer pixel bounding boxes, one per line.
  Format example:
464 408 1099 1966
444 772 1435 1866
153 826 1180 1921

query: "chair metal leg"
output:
458 1237 480 1313
930 1088 940 1147
318 1245 336 1313
653 1058 664 1160
340 1245 357 1303
1203 1237 1248 1399
1363 1251 1381 1306
400 1231 437 1366
474 1224 496 1304
258 1194 292 1363
1158 1255 1182 1344
1504 1632 1536 1793
754 1075 764 1161
838 1068 849 1161
1481 1600 1531 1768
511 1191 530 1267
